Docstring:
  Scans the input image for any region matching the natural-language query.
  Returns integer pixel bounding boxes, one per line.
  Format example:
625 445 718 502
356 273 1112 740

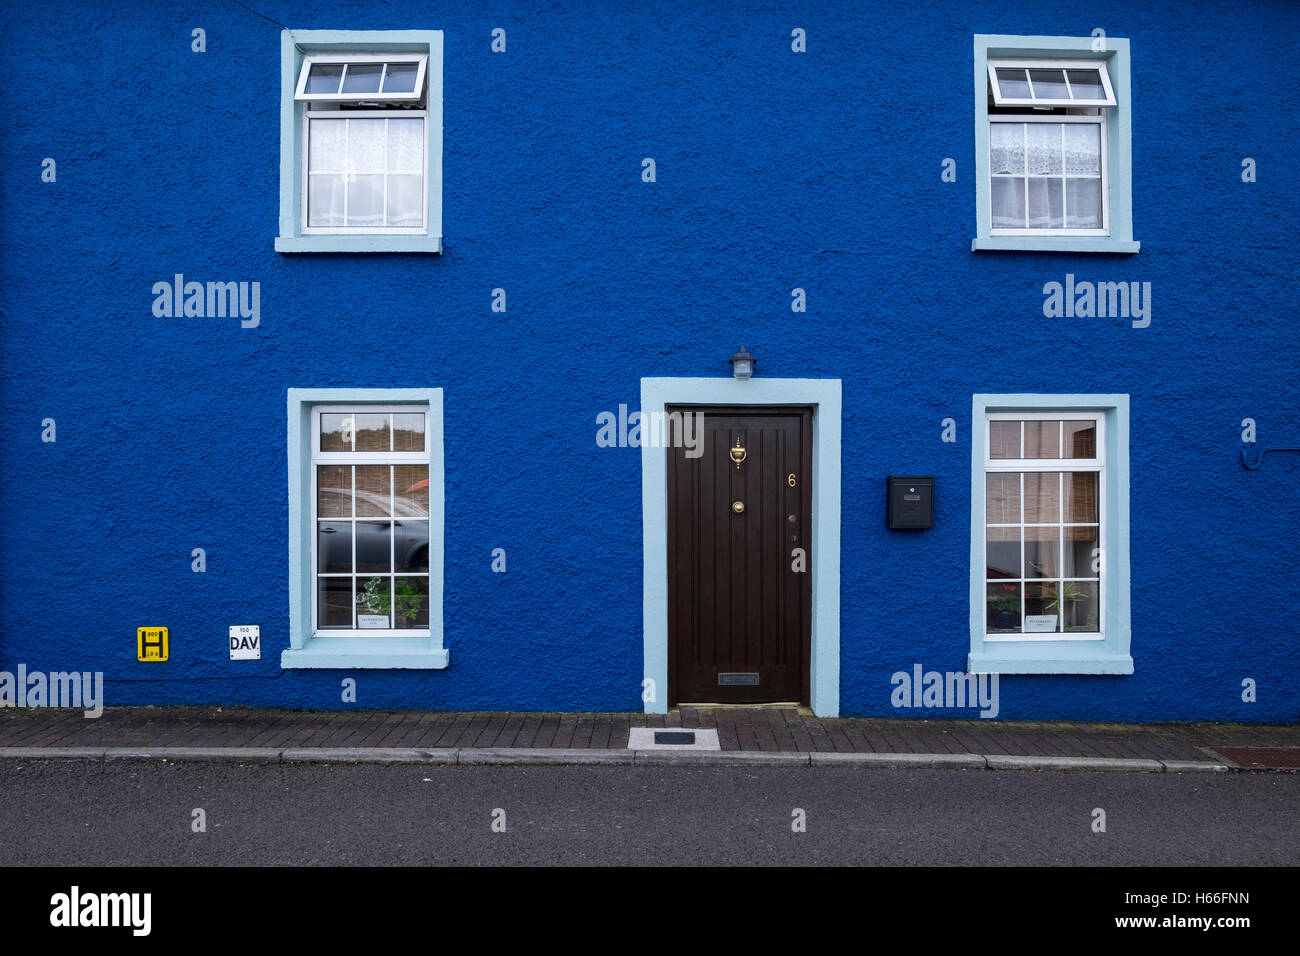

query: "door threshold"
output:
673 702 802 710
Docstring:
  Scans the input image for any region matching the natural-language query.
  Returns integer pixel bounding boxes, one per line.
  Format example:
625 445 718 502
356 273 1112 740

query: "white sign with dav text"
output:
229 625 261 660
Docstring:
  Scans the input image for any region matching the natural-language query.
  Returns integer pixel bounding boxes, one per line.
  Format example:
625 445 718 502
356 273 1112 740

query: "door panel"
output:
667 407 812 704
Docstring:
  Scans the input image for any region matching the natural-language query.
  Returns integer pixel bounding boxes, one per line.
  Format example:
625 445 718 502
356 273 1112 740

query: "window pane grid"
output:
985 419 1103 637
319 411 427 453
988 418 1099 465
307 117 424 229
990 123 1102 230
301 58 425 99
313 407 431 635
991 63 1112 105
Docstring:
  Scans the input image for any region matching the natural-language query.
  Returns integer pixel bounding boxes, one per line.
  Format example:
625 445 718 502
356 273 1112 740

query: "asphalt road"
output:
0 760 1295 866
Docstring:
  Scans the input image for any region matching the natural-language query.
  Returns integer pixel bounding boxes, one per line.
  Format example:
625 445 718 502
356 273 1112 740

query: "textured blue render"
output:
1 0 1297 722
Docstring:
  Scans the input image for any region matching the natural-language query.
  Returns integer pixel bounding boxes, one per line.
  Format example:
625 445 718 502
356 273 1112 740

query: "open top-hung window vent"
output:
987 60 1115 109
294 54 429 107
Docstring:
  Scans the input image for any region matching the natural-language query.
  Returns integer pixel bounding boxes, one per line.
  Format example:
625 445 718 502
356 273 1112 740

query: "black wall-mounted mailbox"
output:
887 476 934 530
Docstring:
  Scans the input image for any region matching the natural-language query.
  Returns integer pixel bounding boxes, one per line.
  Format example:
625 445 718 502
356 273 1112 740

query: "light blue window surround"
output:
276 30 444 254
969 394 1132 674
640 377 842 717
972 35 1139 254
283 388 448 668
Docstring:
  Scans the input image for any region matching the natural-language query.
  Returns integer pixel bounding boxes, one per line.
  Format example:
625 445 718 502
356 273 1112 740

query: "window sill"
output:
972 236 1140 254
281 636 449 669
275 235 444 254
969 644 1132 675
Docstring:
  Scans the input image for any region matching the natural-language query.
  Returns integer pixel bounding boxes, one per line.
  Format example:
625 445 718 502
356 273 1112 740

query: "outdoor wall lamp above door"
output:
729 346 755 379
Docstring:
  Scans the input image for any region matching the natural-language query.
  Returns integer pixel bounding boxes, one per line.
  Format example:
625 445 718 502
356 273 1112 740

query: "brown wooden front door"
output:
667 406 812 705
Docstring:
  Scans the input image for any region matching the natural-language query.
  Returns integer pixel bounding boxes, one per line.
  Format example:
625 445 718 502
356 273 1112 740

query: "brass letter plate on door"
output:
718 672 760 685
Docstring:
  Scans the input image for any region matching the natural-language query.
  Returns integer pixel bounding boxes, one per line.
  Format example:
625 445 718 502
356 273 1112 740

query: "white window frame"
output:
300 110 430 235
983 411 1106 643
988 114 1109 237
294 53 428 104
987 58 1116 108
310 404 432 640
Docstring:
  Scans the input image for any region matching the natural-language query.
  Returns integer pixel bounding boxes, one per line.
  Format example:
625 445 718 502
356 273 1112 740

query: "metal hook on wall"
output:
1240 445 1300 470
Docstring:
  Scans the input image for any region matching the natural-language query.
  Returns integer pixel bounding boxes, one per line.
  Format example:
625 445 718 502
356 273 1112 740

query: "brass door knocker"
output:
730 436 747 470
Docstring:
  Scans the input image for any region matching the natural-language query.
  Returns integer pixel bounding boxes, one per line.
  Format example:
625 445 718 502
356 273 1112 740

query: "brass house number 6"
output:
788 473 797 487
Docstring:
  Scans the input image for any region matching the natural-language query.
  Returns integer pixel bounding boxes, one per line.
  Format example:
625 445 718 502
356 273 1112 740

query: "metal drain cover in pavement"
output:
1211 747 1300 769
655 732 696 745
627 727 722 750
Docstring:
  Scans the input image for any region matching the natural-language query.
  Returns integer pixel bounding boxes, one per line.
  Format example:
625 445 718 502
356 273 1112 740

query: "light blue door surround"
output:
640 377 842 716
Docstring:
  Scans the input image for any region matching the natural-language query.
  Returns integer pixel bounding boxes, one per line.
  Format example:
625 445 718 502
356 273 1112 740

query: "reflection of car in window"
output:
318 487 430 575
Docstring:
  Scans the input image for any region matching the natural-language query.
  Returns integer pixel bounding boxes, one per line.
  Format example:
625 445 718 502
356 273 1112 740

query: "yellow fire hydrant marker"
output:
137 627 168 662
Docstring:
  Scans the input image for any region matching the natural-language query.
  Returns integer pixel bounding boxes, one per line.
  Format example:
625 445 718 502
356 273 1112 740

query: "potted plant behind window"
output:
357 576 423 629
988 583 1021 630
1044 582 1091 632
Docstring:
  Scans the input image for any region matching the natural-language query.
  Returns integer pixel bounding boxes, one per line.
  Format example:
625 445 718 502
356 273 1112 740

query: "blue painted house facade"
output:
3 0 1297 722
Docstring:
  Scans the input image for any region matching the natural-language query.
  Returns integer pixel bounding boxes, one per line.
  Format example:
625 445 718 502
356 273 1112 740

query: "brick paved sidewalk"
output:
1 706 1297 764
